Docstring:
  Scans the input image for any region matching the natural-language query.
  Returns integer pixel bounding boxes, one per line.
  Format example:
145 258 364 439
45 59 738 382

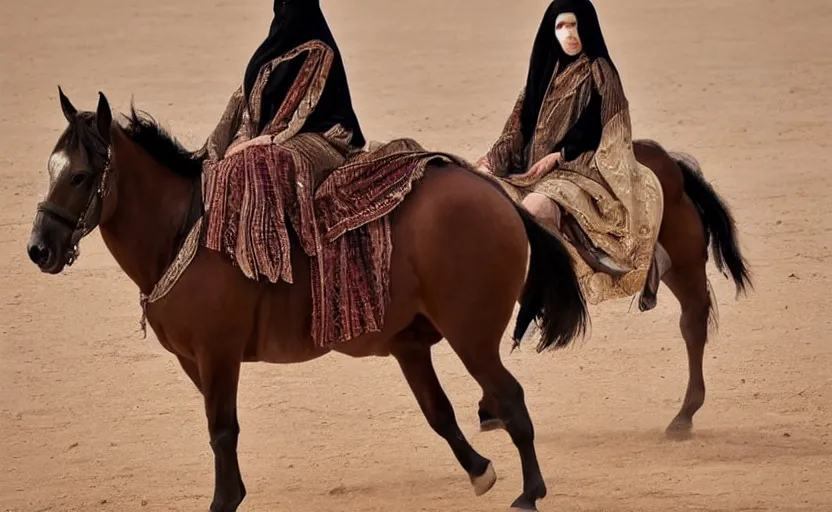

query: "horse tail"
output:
512 205 589 351
670 151 753 297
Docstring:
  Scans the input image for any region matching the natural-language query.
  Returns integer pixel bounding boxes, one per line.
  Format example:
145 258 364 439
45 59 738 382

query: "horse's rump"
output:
201 135 460 347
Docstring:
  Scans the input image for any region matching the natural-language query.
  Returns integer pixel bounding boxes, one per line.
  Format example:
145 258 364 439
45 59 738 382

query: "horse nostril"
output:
27 243 49 266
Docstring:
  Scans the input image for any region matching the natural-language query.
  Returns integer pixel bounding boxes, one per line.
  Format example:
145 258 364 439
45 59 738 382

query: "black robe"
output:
243 0 365 147
552 85 602 162
518 0 614 165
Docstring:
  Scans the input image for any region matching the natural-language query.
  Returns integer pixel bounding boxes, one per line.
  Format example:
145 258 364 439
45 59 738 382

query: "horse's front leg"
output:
195 352 246 512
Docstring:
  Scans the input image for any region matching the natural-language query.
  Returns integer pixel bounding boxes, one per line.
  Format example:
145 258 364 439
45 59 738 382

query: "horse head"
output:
27 87 114 274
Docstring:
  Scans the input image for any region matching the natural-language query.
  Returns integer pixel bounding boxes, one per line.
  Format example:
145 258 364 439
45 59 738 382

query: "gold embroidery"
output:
204 40 346 162
140 216 204 337
483 56 664 304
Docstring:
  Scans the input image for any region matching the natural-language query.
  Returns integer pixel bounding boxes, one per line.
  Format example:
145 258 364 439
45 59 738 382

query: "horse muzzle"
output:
27 215 73 274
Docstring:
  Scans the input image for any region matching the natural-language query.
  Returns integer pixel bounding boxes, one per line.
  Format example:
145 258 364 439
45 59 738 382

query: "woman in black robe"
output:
479 0 664 309
203 0 365 160
243 0 364 146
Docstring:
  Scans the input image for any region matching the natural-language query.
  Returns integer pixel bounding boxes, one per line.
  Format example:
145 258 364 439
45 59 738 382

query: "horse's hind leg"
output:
478 394 504 431
662 259 711 438
392 338 496 496
466 348 546 510
415 167 545 510
436 312 546 510
649 159 712 438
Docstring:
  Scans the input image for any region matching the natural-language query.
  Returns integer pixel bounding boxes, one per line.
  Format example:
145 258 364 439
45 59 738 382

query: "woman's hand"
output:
527 152 561 179
475 155 492 173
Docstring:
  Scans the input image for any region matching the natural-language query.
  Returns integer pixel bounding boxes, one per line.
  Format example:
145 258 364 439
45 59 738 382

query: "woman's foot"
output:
562 217 630 277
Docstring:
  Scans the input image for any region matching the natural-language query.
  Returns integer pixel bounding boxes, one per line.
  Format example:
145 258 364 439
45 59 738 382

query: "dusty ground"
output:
2 0 831 511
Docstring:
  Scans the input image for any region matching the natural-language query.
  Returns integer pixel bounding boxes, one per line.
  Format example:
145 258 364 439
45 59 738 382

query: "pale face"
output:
555 12 582 56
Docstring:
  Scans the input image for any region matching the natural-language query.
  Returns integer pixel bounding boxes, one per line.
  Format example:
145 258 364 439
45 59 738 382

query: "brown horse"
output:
26 89 588 512
477 138 752 438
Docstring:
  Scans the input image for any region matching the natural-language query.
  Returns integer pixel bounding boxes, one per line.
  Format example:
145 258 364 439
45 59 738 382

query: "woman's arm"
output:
199 86 246 161
481 88 527 177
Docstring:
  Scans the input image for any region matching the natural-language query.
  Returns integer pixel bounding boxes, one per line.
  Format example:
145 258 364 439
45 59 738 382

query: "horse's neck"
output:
100 143 195 295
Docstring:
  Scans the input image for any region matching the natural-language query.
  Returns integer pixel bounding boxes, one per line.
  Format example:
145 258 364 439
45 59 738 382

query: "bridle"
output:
36 146 113 266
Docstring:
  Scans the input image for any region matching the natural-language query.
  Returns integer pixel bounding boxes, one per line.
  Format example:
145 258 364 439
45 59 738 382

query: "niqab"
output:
243 0 365 146
520 0 614 144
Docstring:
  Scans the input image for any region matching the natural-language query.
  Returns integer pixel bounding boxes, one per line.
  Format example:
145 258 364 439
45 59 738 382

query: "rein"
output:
36 146 113 267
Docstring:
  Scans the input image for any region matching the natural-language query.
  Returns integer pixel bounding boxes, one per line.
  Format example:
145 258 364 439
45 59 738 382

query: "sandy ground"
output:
2 0 831 511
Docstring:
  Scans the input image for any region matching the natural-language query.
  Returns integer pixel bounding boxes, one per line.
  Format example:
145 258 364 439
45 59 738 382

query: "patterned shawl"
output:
204 40 356 163
483 54 664 304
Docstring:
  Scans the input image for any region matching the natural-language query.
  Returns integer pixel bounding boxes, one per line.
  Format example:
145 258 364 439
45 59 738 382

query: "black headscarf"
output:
243 0 365 146
519 0 614 144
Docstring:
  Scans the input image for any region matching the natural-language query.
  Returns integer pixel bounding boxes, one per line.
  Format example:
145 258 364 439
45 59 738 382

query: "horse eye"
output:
69 173 88 187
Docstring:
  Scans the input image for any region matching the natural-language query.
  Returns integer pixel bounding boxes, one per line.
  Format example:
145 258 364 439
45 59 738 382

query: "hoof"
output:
665 417 693 440
209 480 246 512
479 418 506 432
510 492 542 511
471 462 497 496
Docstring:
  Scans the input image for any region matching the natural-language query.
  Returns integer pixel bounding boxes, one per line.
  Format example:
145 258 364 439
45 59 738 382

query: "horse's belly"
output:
251 324 392 362
249 283 330 364
249 335 330 364
330 331 394 358
247 267 411 362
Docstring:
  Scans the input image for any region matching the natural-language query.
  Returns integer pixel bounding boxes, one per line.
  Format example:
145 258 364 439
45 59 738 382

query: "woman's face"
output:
555 12 582 56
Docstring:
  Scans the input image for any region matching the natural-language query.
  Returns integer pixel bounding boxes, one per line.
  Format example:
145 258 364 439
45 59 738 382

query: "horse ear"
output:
58 86 77 123
96 91 113 145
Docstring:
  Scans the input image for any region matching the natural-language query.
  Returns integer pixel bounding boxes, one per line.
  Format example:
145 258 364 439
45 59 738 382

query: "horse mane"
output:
122 105 205 179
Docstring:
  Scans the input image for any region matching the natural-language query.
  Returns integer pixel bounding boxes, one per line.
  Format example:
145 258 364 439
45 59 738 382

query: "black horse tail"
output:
670 151 753 297
512 205 589 351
